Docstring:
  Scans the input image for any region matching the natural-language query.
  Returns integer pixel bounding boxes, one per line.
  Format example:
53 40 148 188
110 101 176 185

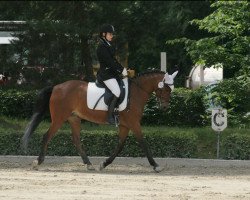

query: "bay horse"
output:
22 70 178 172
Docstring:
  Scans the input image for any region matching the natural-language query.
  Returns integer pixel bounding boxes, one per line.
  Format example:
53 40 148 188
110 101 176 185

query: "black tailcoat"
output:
96 38 123 81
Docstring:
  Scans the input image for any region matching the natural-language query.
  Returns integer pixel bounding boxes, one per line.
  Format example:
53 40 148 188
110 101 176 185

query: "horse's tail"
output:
21 86 53 151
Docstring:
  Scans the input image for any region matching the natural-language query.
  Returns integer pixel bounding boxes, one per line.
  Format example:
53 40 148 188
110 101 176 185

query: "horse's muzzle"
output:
159 101 169 111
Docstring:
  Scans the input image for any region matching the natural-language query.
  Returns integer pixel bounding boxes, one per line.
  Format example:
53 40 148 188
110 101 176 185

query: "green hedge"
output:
133 87 206 127
143 79 250 127
0 129 249 160
0 78 249 127
222 133 250 160
0 130 197 158
0 89 36 118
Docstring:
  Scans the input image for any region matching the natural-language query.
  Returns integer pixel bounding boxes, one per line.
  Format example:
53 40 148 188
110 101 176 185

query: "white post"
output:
161 52 167 72
217 131 221 159
200 65 204 86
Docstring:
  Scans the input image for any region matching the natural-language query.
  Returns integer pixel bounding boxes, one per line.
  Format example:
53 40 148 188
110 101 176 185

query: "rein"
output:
131 75 172 109
131 77 172 95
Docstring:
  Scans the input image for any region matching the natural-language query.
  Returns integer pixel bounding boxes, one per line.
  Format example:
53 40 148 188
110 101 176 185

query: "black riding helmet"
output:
99 24 115 37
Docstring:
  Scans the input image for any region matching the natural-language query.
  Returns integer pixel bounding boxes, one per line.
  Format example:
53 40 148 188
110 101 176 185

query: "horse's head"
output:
155 71 178 111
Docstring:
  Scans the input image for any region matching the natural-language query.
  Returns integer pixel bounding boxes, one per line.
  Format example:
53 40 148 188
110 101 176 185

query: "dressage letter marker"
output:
211 109 227 159
212 109 227 131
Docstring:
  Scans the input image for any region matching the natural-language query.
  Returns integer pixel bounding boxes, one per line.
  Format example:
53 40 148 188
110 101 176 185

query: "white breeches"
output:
103 78 121 98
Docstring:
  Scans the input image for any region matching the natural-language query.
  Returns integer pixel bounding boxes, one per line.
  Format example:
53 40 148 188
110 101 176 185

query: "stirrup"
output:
107 110 119 126
108 116 116 125
114 109 119 127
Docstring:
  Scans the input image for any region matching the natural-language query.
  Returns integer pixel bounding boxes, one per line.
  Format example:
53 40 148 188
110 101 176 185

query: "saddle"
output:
95 79 126 107
87 78 129 111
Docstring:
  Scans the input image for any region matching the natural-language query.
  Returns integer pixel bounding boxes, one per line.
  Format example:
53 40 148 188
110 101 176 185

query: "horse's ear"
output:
164 73 169 80
171 71 178 79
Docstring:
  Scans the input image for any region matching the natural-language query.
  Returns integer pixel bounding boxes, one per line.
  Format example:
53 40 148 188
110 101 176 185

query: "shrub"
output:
142 79 250 127
1 78 249 128
0 89 36 118
222 133 250 160
142 87 206 126
202 79 250 127
0 130 197 158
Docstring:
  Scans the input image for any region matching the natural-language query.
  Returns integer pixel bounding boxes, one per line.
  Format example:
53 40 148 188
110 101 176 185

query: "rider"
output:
96 24 127 125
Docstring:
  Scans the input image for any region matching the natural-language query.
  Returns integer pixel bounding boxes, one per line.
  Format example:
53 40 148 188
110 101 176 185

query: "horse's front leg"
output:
132 125 163 173
99 125 129 170
137 137 163 172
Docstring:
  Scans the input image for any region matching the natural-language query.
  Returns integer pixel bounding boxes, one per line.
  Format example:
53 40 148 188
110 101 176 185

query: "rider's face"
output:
105 32 113 42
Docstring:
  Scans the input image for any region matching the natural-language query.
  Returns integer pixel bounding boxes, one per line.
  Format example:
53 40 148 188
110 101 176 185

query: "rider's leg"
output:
103 78 121 124
107 95 118 124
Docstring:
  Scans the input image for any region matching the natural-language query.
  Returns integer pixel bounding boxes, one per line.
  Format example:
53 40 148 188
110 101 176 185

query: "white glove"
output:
122 68 128 76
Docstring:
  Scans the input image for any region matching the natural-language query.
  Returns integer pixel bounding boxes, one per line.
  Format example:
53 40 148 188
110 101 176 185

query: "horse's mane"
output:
134 69 165 79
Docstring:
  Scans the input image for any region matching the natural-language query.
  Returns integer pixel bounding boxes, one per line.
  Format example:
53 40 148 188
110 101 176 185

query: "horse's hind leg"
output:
68 116 94 170
100 125 129 170
36 121 63 165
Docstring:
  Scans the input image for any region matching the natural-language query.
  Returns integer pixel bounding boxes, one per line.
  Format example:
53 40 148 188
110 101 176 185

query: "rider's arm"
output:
98 45 124 75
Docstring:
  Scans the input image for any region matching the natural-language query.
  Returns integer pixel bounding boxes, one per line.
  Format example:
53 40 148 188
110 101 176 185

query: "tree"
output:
126 1 211 85
17 1 99 82
167 1 250 86
0 1 211 86
1 1 131 83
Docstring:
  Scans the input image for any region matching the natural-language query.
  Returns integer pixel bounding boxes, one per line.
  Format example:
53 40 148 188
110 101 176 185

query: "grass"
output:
0 115 249 159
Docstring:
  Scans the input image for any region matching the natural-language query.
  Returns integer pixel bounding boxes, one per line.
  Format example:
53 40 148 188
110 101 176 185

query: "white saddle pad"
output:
87 78 128 111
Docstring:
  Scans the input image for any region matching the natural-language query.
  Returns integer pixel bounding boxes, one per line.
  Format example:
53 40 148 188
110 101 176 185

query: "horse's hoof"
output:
153 165 163 173
87 164 95 171
31 160 39 170
99 162 105 171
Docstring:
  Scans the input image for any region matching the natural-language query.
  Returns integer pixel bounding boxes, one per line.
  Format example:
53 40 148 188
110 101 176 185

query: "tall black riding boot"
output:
107 96 118 125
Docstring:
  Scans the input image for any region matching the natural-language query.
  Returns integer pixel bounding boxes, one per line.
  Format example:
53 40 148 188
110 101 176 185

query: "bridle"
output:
155 84 172 107
132 78 172 107
130 70 178 108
